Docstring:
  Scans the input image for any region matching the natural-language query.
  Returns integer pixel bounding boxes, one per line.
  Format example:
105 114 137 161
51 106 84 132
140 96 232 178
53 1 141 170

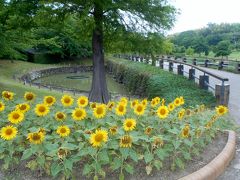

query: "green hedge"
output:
106 57 216 107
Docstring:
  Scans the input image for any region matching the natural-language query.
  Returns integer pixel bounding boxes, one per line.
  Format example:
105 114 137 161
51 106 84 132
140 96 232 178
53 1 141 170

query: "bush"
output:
106 57 216 107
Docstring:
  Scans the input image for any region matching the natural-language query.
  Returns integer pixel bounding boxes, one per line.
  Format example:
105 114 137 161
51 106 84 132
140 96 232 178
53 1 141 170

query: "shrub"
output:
0 91 230 179
106 57 216 107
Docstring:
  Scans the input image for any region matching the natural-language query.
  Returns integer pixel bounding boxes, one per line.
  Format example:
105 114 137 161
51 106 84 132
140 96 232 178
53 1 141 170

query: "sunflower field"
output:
0 90 229 179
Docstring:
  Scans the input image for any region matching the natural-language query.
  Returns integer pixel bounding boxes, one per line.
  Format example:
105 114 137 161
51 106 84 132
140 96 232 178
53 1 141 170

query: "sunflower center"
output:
160 109 166 115
32 133 41 141
60 128 66 133
46 97 53 103
5 128 13 135
26 94 33 100
219 108 224 113
80 99 85 104
126 121 133 127
119 105 124 112
4 93 11 98
39 106 46 112
137 106 142 112
75 110 83 117
13 113 20 119
96 107 103 114
176 100 179 104
0 104 2 108
95 134 103 142
57 113 64 119
122 136 131 144
183 129 189 136
20 105 26 110
64 98 70 103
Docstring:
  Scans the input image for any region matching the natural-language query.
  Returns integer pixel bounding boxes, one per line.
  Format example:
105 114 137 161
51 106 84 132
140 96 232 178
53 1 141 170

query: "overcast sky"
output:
168 0 240 34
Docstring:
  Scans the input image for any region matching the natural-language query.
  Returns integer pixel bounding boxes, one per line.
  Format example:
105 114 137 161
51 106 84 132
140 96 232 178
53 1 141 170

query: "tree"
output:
185 47 194 56
214 41 231 58
45 0 176 103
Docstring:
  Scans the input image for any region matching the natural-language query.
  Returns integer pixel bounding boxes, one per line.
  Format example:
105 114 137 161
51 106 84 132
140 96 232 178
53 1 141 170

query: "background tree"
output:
214 40 231 58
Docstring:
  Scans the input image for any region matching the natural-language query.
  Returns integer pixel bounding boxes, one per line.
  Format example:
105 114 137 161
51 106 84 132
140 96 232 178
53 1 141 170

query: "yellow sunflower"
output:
55 112 67 121
157 106 169 119
61 95 74 107
27 131 45 144
179 96 185 105
90 129 108 147
150 99 158 107
181 125 190 138
72 108 87 121
152 137 164 148
178 109 185 120
141 99 148 107
77 96 88 107
119 97 128 106
56 125 71 137
93 104 106 119
90 102 97 109
2 91 14 101
0 125 18 140
0 101 5 112
16 103 30 113
174 97 181 107
168 103 175 112
35 104 49 116
120 135 132 148
161 99 165 106
130 99 139 109
115 103 126 116
24 92 36 101
154 97 161 104
145 127 153 135
215 105 228 116
123 118 136 131
107 101 115 111
134 104 145 116
109 126 118 135
43 96 56 106
8 111 24 124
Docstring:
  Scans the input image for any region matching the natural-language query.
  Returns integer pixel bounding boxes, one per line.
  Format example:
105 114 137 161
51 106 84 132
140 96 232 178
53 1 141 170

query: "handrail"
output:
162 58 229 81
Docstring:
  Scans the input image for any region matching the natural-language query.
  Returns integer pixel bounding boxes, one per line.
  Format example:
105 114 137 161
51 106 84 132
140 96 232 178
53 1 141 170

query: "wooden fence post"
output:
193 58 197 65
177 65 184 75
199 75 209 90
215 84 230 106
159 59 164 69
189 69 195 80
169 62 173 72
205 59 209 67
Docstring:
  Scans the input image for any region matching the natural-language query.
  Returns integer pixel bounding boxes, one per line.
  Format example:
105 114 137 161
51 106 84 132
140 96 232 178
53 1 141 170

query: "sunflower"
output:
61 95 74 107
123 118 136 131
152 137 164 148
161 99 165 106
0 125 18 140
130 100 139 109
35 104 49 116
109 126 118 135
24 92 36 101
90 102 97 109
107 101 115 111
8 111 24 124
43 96 56 106
0 101 5 112
120 135 132 148
27 131 45 144
56 125 71 137
154 97 161 104
93 104 106 119
90 129 108 147
119 97 128 106
215 105 228 116
16 103 30 113
2 91 14 101
134 104 145 116
55 112 67 121
157 106 169 119
77 96 88 107
115 103 126 116
179 96 185 105
181 125 190 138
168 103 175 112
38 128 46 135
174 98 181 107
145 127 153 135
150 99 158 107
141 99 148 107
178 109 185 120
72 108 87 121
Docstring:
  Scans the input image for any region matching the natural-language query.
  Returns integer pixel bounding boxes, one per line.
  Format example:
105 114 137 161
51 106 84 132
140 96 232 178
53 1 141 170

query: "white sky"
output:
168 0 240 34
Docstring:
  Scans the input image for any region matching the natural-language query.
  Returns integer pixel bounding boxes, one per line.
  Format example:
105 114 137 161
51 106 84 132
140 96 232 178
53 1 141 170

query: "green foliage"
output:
214 41 231 57
107 57 216 107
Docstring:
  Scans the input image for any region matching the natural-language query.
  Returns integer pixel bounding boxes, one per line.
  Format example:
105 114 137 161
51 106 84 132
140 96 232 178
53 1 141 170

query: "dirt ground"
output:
0 133 228 180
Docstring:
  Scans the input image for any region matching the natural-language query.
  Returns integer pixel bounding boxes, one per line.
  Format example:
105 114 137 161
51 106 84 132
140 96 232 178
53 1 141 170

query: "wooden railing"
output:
115 54 230 105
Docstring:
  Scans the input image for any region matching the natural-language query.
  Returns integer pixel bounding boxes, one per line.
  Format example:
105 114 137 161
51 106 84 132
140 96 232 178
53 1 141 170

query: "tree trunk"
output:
88 2 109 103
